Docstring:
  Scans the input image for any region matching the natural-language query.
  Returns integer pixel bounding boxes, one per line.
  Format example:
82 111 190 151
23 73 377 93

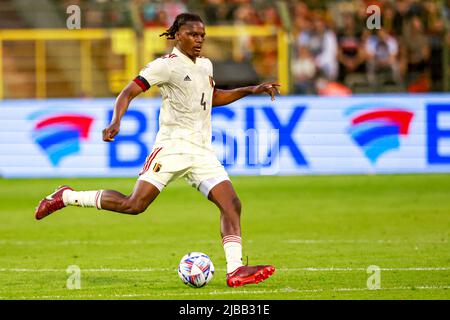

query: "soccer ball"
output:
178 252 214 288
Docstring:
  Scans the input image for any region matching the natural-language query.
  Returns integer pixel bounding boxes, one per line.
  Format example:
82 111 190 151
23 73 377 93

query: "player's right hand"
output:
102 123 120 142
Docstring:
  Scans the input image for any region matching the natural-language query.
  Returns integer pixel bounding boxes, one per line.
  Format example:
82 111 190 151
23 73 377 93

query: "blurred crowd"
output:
288 0 450 94
66 0 450 94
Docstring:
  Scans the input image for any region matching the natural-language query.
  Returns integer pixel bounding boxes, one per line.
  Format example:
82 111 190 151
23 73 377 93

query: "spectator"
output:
353 0 371 35
425 0 447 91
161 0 187 26
393 0 412 35
232 3 260 62
203 0 233 25
337 11 366 82
233 2 260 25
365 28 402 89
400 15 431 92
382 3 396 35
297 15 338 81
291 46 316 94
292 3 311 39
141 1 168 27
259 5 281 27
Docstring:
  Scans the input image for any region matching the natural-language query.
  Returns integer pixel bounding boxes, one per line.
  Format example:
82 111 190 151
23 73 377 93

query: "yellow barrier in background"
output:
0 26 289 99
0 28 137 99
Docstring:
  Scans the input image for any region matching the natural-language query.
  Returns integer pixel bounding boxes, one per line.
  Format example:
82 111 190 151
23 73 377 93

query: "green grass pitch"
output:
0 174 449 300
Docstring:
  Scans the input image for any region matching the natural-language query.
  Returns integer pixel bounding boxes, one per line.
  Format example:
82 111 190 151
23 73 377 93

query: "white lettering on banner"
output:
212 128 280 175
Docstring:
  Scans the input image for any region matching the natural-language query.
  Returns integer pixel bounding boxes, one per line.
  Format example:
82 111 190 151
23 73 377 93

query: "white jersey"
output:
134 47 215 154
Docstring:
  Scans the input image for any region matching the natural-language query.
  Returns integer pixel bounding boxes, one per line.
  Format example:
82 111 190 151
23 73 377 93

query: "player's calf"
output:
98 189 154 215
113 197 148 215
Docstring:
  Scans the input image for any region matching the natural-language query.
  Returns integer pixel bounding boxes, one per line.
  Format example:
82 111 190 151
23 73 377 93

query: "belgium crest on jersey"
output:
153 163 162 173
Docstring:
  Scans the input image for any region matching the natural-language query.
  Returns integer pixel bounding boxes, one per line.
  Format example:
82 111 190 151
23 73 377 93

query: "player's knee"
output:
222 196 241 216
130 201 149 215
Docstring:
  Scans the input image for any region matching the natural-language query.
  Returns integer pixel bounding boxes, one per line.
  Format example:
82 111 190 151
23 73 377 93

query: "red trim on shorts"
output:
139 150 156 175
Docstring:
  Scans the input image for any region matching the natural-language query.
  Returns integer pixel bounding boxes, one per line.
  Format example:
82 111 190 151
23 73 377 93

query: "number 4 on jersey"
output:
201 92 206 110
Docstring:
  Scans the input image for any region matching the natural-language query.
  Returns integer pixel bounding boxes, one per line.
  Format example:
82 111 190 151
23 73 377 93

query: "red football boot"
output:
35 185 73 220
226 265 275 288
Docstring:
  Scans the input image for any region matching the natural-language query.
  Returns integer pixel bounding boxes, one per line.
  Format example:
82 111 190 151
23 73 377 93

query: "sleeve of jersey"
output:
133 58 169 92
208 59 216 89
208 59 214 78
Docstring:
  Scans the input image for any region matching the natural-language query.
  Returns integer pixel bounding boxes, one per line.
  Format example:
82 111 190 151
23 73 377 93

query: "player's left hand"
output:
252 83 281 101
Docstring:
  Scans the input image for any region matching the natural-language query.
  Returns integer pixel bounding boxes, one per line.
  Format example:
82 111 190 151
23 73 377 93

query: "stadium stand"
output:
0 0 448 98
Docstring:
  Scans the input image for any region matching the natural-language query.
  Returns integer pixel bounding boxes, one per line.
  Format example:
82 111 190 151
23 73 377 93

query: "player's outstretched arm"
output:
212 82 280 107
102 81 143 142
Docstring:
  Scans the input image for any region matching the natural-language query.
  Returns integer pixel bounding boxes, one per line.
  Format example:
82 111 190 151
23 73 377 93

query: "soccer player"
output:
35 13 279 288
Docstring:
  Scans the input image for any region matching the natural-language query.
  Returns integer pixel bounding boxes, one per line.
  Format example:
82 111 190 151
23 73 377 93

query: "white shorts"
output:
137 146 230 197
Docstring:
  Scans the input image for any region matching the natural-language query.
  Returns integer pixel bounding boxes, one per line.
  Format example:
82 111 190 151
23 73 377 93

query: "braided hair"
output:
159 13 204 39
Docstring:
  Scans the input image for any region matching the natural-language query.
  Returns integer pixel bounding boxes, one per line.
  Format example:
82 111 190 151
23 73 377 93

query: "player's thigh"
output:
138 147 191 192
128 179 161 208
185 152 230 197
186 152 240 211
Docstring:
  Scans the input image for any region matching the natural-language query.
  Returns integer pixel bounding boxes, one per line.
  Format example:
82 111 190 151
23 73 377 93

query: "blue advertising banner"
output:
1 94 450 178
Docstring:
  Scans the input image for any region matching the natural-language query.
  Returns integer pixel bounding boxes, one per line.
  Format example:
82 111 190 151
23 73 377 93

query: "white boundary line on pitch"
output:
1 285 449 300
0 267 449 272
0 239 447 245
280 267 450 271
283 239 448 244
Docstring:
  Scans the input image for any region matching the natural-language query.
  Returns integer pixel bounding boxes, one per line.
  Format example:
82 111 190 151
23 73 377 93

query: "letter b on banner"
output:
427 104 450 164
109 110 148 168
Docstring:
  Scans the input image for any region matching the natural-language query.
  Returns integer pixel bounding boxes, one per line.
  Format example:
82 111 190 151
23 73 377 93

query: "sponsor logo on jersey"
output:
184 75 192 81
345 103 414 164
